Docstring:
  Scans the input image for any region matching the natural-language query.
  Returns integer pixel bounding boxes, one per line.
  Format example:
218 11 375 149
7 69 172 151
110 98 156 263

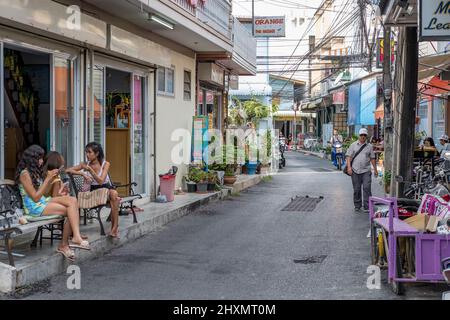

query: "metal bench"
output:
0 183 64 266
68 173 141 236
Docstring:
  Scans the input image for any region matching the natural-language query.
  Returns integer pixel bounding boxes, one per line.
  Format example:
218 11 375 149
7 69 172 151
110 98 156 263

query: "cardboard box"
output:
405 214 429 232
426 216 442 233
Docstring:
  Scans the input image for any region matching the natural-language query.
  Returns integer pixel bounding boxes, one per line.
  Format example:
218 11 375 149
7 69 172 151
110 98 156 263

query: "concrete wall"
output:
155 52 196 191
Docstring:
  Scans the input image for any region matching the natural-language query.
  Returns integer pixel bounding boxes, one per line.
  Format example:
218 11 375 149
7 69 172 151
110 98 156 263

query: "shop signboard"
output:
254 16 285 37
376 38 395 69
198 63 224 87
192 116 209 165
419 0 450 41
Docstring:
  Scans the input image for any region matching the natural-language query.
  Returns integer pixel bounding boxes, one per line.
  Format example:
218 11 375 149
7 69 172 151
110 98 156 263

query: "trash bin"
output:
159 174 176 202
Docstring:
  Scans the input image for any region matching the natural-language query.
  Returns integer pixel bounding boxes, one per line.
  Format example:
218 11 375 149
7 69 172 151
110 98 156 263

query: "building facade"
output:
0 0 256 201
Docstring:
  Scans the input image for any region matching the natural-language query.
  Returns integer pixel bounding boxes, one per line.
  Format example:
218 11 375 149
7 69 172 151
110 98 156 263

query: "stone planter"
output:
224 176 237 185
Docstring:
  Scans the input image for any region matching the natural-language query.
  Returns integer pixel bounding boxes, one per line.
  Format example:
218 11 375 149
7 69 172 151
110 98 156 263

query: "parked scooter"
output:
332 141 345 170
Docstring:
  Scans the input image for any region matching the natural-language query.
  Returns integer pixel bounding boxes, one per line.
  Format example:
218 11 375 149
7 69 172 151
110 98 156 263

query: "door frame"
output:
92 53 153 196
0 41 4 180
0 38 79 177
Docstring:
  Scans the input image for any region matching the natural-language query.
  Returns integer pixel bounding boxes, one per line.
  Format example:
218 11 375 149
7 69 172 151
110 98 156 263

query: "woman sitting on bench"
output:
16 145 90 261
67 142 121 239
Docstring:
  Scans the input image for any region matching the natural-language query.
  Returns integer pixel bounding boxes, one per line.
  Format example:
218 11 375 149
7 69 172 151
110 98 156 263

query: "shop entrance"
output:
2 45 51 180
105 67 132 190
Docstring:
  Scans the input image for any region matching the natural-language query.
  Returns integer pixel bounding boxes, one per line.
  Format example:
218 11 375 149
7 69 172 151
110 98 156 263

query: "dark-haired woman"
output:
67 142 121 238
16 145 90 261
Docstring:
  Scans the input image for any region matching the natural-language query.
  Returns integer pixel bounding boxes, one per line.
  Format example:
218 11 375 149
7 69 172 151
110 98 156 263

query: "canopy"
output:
419 53 450 81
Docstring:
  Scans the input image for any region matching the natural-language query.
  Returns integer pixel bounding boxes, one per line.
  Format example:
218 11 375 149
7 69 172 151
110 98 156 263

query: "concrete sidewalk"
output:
0 174 265 293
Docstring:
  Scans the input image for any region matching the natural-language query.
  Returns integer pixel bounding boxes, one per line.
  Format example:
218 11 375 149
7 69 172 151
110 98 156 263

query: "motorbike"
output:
332 141 345 170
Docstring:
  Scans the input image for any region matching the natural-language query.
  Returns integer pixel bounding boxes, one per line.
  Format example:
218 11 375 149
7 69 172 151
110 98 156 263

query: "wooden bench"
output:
68 173 142 236
0 183 64 267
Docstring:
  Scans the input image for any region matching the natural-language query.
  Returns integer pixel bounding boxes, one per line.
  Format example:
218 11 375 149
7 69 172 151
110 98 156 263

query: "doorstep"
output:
0 190 228 293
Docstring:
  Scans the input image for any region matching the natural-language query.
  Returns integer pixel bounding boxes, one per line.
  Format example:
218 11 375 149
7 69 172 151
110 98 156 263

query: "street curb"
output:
0 175 265 294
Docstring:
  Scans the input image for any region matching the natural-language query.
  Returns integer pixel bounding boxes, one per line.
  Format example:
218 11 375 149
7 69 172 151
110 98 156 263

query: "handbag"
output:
77 188 109 209
343 143 368 176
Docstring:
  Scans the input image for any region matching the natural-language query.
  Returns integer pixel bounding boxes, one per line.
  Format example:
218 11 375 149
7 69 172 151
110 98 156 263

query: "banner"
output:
347 82 361 126
360 79 377 126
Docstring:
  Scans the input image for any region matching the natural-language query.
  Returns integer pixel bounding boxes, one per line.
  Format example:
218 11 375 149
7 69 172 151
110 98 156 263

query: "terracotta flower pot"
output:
224 176 237 185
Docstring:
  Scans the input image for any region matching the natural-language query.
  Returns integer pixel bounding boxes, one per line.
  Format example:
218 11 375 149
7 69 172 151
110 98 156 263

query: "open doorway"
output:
105 67 131 190
3 46 50 180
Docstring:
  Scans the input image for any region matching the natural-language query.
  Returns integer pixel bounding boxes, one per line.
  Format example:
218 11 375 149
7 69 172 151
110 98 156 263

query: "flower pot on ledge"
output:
224 176 237 185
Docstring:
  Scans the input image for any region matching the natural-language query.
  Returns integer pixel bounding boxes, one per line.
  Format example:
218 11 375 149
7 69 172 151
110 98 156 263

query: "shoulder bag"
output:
343 143 367 176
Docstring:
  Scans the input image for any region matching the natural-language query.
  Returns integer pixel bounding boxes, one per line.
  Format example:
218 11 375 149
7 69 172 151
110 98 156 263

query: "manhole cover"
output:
293 255 327 264
281 196 323 212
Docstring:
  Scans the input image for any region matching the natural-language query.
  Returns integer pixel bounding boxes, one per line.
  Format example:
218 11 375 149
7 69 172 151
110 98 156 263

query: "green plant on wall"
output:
383 170 392 186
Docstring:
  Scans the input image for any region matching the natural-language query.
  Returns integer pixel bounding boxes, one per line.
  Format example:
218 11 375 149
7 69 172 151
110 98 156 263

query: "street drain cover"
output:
293 255 327 264
281 196 323 212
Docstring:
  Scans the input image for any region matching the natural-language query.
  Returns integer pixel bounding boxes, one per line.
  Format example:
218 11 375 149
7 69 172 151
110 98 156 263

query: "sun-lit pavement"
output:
6 152 447 300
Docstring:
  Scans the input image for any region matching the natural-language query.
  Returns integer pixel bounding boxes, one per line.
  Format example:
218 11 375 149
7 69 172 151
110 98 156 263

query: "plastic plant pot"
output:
207 183 215 191
196 182 208 193
246 162 258 175
187 182 197 193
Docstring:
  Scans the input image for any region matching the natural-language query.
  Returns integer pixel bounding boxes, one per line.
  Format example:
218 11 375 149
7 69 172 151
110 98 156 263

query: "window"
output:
157 66 175 96
184 70 191 100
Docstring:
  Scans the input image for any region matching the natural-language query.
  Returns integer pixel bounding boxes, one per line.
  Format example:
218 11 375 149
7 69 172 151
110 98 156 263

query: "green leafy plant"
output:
383 170 392 186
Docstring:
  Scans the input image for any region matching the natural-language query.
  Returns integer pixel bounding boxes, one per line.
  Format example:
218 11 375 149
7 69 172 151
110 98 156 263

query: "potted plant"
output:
224 166 237 185
207 171 218 191
187 166 202 192
196 170 208 193
383 170 391 194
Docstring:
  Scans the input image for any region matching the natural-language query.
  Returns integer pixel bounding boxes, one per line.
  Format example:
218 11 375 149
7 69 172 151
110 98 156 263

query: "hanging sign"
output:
419 0 450 41
192 116 209 165
254 16 285 37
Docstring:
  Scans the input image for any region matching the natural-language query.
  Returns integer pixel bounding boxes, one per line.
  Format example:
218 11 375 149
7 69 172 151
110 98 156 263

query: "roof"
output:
229 83 272 97
269 74 306 85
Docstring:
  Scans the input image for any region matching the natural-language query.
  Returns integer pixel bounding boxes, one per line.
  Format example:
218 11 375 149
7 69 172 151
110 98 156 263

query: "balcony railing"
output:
169 0 196 15
232 17 256 67
196 0 232 38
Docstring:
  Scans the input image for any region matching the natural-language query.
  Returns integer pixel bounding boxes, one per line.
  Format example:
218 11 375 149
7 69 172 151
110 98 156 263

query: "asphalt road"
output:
10 152 447 299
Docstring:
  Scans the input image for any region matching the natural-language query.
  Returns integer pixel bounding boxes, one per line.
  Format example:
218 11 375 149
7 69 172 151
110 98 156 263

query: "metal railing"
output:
196 0 232 38
232 17 256 67
169 0 196 15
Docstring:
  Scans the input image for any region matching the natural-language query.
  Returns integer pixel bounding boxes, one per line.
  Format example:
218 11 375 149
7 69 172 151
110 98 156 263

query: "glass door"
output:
131 74 146 195
0 41 4 179
86 53 106 147
53 55 75 165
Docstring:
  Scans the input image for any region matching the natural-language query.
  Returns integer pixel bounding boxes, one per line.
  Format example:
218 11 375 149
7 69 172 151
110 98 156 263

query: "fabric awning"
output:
419 53 450 81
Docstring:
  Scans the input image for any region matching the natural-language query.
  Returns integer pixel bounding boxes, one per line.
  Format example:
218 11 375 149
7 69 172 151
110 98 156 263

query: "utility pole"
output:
252 0 255 36
308 35 315 136
391 27 419 197
383 26 393 193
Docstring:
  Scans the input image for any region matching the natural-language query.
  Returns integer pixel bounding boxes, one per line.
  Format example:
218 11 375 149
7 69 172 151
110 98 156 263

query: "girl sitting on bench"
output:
16 145 90 261
67 142 121 239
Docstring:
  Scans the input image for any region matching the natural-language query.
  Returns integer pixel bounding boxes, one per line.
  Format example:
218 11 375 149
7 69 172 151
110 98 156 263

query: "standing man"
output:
329 129 344 167
346 128 378 213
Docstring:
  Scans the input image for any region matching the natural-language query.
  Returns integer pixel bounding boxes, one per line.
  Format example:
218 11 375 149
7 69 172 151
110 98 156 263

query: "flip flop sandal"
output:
108 232 120 239
57 247 75 262
69 235 89 240
69 240 91 251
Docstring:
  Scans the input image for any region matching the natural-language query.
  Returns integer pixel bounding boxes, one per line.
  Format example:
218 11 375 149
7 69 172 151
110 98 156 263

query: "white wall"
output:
155 51 196 191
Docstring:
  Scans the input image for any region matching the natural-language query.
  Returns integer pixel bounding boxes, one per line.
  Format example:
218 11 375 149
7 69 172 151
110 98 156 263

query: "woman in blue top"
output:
15 145 90 261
